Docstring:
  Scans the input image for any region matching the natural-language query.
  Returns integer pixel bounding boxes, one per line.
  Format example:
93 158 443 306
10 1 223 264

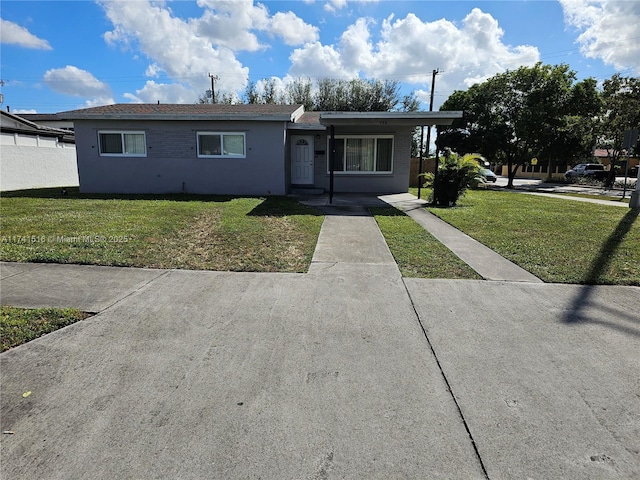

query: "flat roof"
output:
319 111 463 126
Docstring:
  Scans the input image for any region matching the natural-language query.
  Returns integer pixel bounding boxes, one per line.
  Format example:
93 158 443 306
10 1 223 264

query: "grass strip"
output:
1 306 92 352
371 206 481 279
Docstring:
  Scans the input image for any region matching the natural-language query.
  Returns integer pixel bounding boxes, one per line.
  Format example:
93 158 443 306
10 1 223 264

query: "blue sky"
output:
1 0 638 113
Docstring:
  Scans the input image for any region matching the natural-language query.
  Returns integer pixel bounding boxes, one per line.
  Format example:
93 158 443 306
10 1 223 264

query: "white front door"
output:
291 136 314 185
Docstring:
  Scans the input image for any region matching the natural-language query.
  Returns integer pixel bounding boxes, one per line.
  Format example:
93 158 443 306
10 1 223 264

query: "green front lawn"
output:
0 189 323 273
422 189 639 285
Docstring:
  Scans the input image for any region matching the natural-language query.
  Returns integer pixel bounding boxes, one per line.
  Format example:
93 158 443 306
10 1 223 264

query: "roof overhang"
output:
319 111 463 127
60 105 305 123
63 113 301 122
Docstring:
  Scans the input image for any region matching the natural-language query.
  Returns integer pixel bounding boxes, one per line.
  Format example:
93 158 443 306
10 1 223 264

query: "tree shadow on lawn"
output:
1 187 238 203
562 208 640 338
247 197 324 217
3 188 326 219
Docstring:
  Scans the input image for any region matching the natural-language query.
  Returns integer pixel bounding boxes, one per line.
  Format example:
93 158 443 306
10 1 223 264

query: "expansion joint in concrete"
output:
402 278 491 480
99 269 170 313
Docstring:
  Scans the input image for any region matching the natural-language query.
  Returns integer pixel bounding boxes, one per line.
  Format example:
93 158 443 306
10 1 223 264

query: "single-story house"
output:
593 148 638 171
60 103 461 195
1 109 78 191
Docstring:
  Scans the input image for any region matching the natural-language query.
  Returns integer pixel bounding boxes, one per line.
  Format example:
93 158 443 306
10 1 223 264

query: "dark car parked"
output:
565 163 608 181
479 168 497 182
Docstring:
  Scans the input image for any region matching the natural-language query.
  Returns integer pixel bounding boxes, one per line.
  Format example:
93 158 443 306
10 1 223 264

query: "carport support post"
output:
418 126 424 200
329 125 335 204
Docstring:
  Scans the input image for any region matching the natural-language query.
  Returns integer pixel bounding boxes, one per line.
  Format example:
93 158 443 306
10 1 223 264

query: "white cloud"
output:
193 0 270 51
324 0 347 13
145 63 163 78
270 11 319 45
288 8 539 104
195 1 319 47
560 0 640 74
123 81 199 104
83 96 116 108
339 18 376 71
323 0 378 14
100 0 249 98
99 0 318 102
43 66 111 98
289 41 358 79
13 109 38 114
94 2 540 108
0 18 52 50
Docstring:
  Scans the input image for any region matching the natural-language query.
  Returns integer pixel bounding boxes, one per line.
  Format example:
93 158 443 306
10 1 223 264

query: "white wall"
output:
1 132 79 191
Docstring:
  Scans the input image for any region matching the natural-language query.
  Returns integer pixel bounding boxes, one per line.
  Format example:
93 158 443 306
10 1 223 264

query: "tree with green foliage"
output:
242 78 285 104
313 78 408 111
199 77 420 112
196 91 236 104
238 77 419 112
596 74 640 187
285 77 314 111
438 63 601 188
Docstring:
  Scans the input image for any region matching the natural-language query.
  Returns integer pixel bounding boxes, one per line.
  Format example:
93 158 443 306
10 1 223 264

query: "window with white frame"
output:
329 135 393 173
98 131 146 156
197 132 246 158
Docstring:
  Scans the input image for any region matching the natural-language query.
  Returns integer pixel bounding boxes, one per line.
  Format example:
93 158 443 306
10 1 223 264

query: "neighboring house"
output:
0 109 78 192
20 113 75 131
60 103 461 195
593 149 638 172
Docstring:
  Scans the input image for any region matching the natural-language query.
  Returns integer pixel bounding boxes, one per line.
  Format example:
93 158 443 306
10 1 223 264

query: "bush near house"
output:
420 152 484 207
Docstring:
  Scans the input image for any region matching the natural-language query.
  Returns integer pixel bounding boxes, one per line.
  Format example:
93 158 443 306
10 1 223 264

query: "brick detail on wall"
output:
147 130 197 159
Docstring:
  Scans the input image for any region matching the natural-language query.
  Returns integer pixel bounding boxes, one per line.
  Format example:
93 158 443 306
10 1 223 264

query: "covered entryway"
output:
291 135 314 185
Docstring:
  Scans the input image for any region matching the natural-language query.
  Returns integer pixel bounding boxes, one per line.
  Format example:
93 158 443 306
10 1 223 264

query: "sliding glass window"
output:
98 131 146 156
329 135 393 173
197 132 246 158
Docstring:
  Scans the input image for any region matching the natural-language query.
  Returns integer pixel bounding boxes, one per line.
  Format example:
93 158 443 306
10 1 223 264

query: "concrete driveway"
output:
1 202 639 479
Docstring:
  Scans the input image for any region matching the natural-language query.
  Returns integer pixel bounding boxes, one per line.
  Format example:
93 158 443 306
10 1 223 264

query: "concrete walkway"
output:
1 195 639 479
297 192 542 282
307 204 400 277
380 193 543 282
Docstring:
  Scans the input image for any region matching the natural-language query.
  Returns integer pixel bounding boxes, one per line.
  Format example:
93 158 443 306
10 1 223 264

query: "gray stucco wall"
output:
306 126 413 194
74 120 287 195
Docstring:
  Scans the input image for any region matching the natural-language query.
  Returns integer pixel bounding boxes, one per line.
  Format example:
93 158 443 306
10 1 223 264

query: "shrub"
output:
421 151 483 207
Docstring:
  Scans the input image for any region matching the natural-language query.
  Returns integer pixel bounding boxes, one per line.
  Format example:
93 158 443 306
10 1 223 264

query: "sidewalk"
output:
1 195 639 479
510 180 635 207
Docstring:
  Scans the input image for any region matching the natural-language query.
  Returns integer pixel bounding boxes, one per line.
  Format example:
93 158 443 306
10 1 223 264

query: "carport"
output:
319 111 462 202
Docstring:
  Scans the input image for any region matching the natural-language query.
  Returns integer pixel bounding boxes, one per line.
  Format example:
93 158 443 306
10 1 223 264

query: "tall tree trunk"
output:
507 160 517 188
604 151 619 188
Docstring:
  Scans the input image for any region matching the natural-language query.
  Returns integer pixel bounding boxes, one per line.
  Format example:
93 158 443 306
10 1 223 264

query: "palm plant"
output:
421 151 484 206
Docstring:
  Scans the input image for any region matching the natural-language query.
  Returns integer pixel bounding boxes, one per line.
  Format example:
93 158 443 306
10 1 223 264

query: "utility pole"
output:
418 69 439 201
208 73 219 104
426 68 439 157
